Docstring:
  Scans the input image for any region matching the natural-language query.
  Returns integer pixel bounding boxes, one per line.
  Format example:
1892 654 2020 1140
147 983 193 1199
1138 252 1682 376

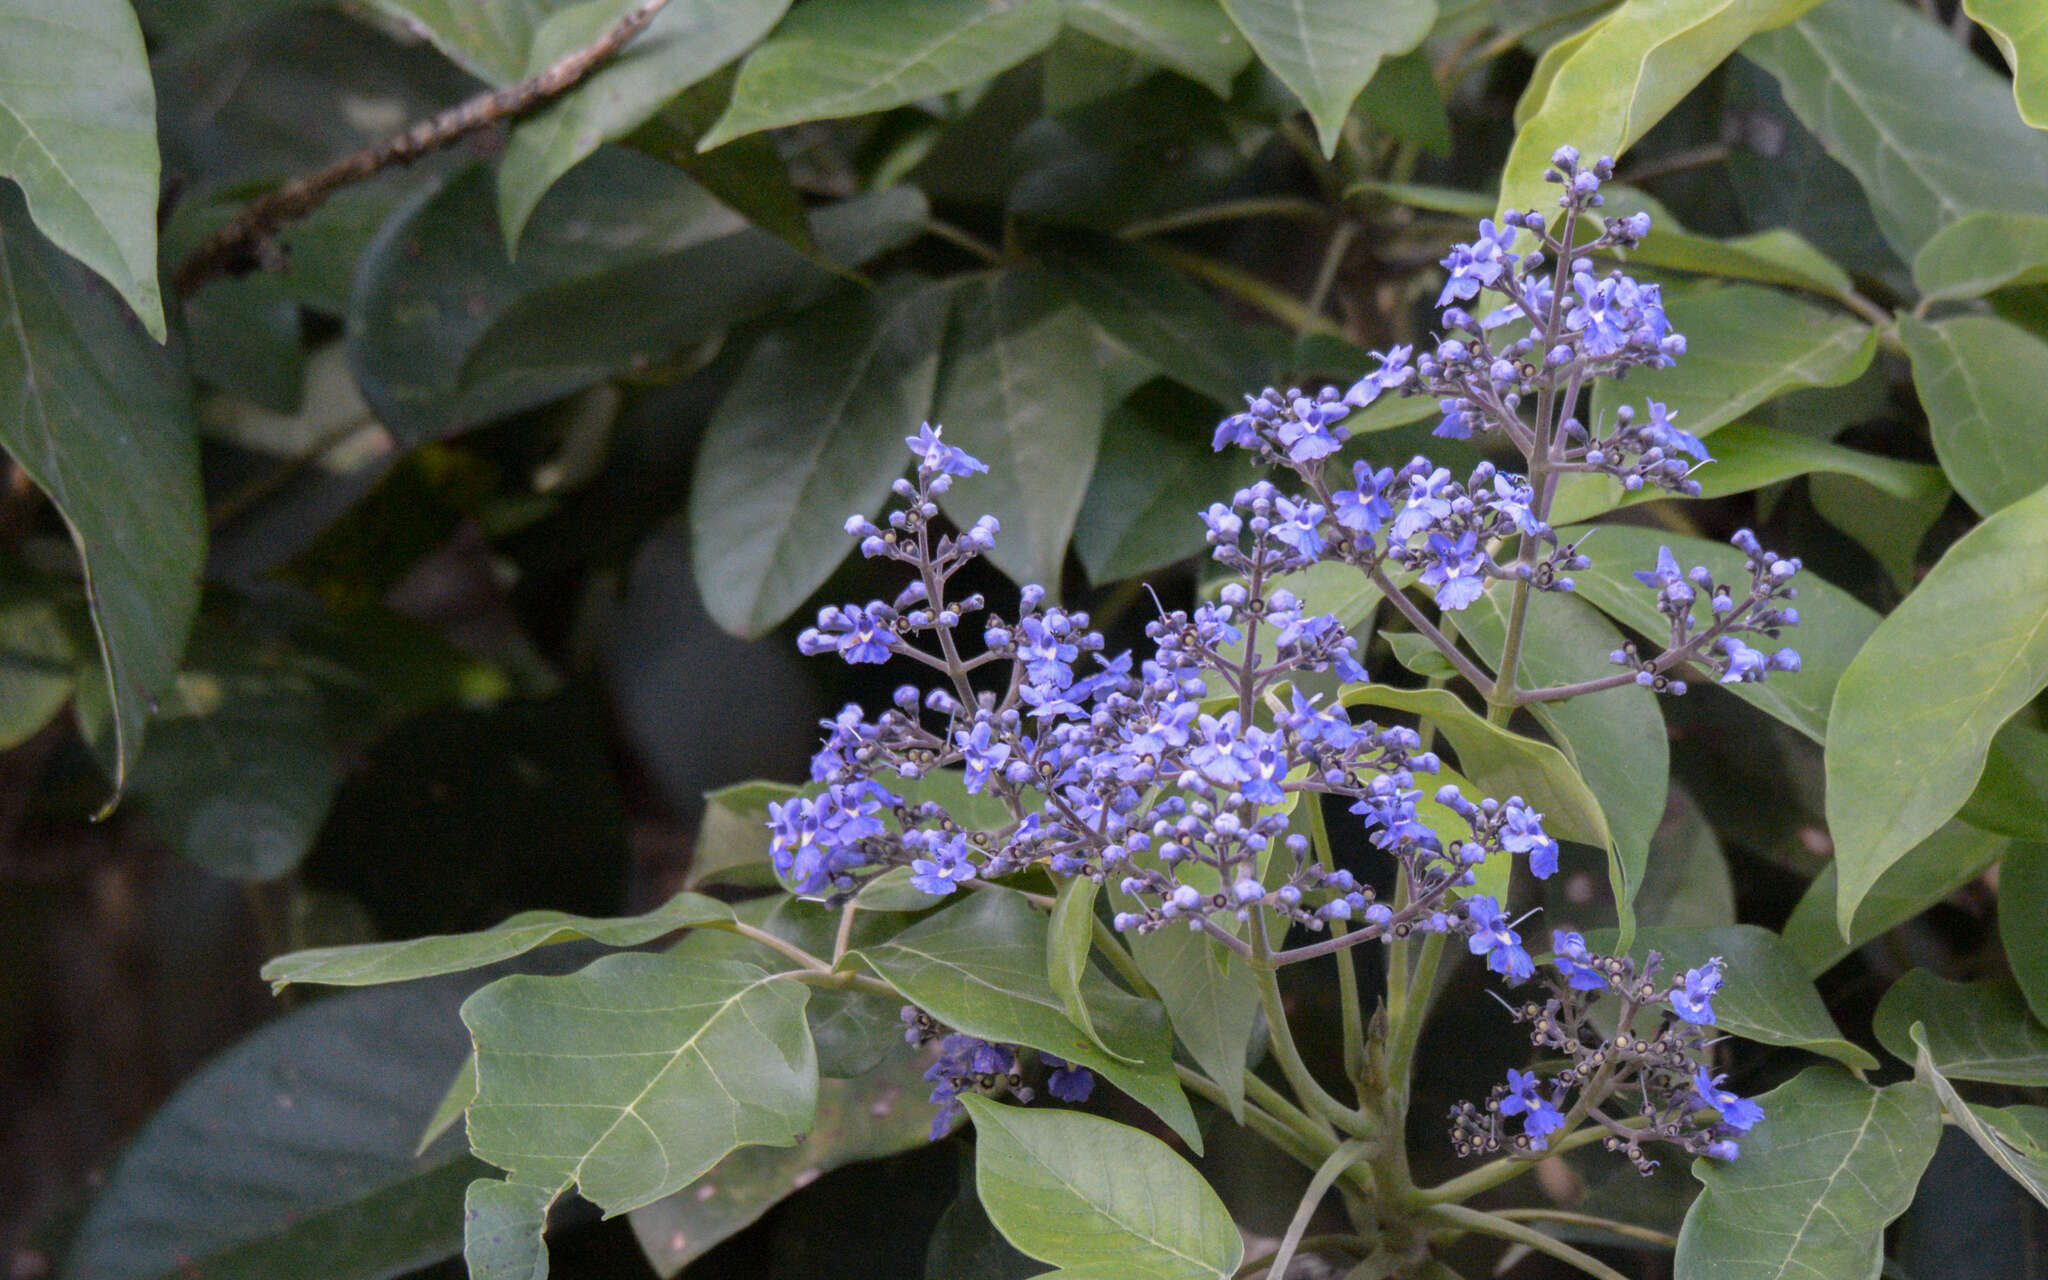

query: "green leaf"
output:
62 978 481 1280
1048 875 1126 1060
1590 925 1878 1069
361 0 570 84
463 952 819 1278
459 183 928 418
627 1048 941 1276
703 0 1063 148
1356 48 1452 156
1633 785 1736 929
1900 313 2048 515
1962 720 2048 840
1782 821 2006 977
850 887 1201 1149
0 564 75 750
1566 524 1879 742
497 0 794 248
1459 587 1667 935
689 780 801 890
1810 468 1952 595
1339 684 1612 853
690 276 948 637
350 151 747 443
0 0 165 339
963 1098 1241 1280
1743 0 2048 257
1586 286 1875 450
1965 0 2048 130
463 1175 553 1280
623 69 815 253
1496 0 1825 227
2001 842 2048 1023
0 188 204 803
1217 0 1434 156
1549 420 1943 528
1074 380 1259 583
261 891 731 989
1874 972 2048 1085
1912 1026 2048 1209
1037 231 1273 405
1912 211 2048 302
1603 182 1854 300
1116 906 1259 1122
1674 1067 1940 1280
934 269 1107 591
1064 0 1253 96
1511 9 1610 129
1825 481 2048 934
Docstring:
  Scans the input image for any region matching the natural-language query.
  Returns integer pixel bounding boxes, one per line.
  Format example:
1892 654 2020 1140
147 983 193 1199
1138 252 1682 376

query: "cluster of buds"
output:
901 1007 1092 1139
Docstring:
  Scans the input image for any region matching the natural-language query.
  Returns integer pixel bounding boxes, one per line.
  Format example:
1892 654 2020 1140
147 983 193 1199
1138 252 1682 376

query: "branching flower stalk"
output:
765 146 1800 1271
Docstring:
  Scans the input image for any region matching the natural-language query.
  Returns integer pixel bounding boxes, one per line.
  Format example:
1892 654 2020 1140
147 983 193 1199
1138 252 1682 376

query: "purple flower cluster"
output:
1449 934 1761 1168
1612 531 1802 691
901 1006 1093 1138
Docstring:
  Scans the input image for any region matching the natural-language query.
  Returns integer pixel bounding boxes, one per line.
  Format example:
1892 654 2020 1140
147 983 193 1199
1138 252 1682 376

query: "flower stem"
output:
1421 1203 1633 1280
1299 795 1368 1095
1269 1139 1375 1280
1250 911 1378 1137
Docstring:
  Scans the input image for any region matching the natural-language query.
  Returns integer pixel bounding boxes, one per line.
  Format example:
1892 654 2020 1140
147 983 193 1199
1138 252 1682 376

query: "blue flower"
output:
1566 273 1627 357
1466 896 1534 982
1645 401 1708 462
1438 221 1518 307
957 721 1011 793
1419 530 1489 611
1269 495 1327 561
1551 930 1608 991
1390 467 1455 542
1690 1067 1764 1132
1275 394 1349 463
1671 957 1725 1025
1333 461 1395 534
910 834 977 896
1043 1055 1096 1103
1718 636 1768 683
1499 1068 1566 1148
906 423 987 476
1343 345 1414 407
1499 799 1558 878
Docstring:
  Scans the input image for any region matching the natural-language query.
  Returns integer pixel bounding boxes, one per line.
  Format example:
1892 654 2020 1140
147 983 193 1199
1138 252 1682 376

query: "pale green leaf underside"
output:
1217 0 1435 156
1966 0 2048 130
1899 313 2048 516
1875 972 2048 1085
1914 1025 2048 1209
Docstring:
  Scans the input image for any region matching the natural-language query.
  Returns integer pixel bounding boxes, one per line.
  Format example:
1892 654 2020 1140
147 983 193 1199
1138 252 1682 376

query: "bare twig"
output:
172 0 671 297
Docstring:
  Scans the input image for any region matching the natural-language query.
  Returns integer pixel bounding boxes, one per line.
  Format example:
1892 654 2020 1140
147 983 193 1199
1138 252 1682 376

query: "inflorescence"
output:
769 146 1779 1158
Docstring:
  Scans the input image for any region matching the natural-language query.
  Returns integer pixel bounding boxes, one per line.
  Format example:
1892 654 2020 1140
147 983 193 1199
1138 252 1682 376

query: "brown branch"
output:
171 0 671 297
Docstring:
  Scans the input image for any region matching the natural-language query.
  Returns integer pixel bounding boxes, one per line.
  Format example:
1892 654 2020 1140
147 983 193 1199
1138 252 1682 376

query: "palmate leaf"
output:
1216 0 1435 157
0 0 165 339
1674 1067 1940 1280
701 0 1064 148
261 891 732 989
1496 0 1827 228
963 1098 1241 1280
0 188 203 803
851 887 1201 1149
1825 481 2048 935
461 953 819 1280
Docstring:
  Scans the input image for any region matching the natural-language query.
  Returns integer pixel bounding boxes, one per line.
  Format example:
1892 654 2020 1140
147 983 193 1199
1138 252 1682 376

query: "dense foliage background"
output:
7 0 2048 1277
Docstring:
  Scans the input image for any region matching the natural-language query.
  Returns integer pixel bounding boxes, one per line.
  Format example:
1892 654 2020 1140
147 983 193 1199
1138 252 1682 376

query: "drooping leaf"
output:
1632 785 1736 929
1006 78 1248 234
2001 842 2048 1024
1965 0 2048 130
1960 721 2048 841
1339 684 1612 854
1047 875 1124 1060
689 276 948 637
1913 1026 2048 1209
0 564 76 750
61 977 483 1280
1825 480 2048 935
933 269 1106 591
1356 48 1452 156
1217 0 1435 156
850 887 1201 1149
1064 0 1253 96
0 188 204 802
1874 973 2048 1085
1743 0 2048 257
1782 821 2006 977
702 0 1063 148
628 1048 940 1276
262 891 731 989
1603 182 1854 300
1586 285 1875 449
1073 380 1259 584
1036 231 1274 404
1497 0 1827 227
1587 925 1878 1070
462 953 819 1278
1115 899 1259 1121
963 1097 1241 1280
1567 524 1879 743
496 0 793 247
1460 587 1667 937
0 0 165 338
1810 468 1953 595
1912 211 2048 301
1900 313 2048 515
622 69 814 253
1674 1068 1940 1280
360 0 570 83
1549 420 1943 527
